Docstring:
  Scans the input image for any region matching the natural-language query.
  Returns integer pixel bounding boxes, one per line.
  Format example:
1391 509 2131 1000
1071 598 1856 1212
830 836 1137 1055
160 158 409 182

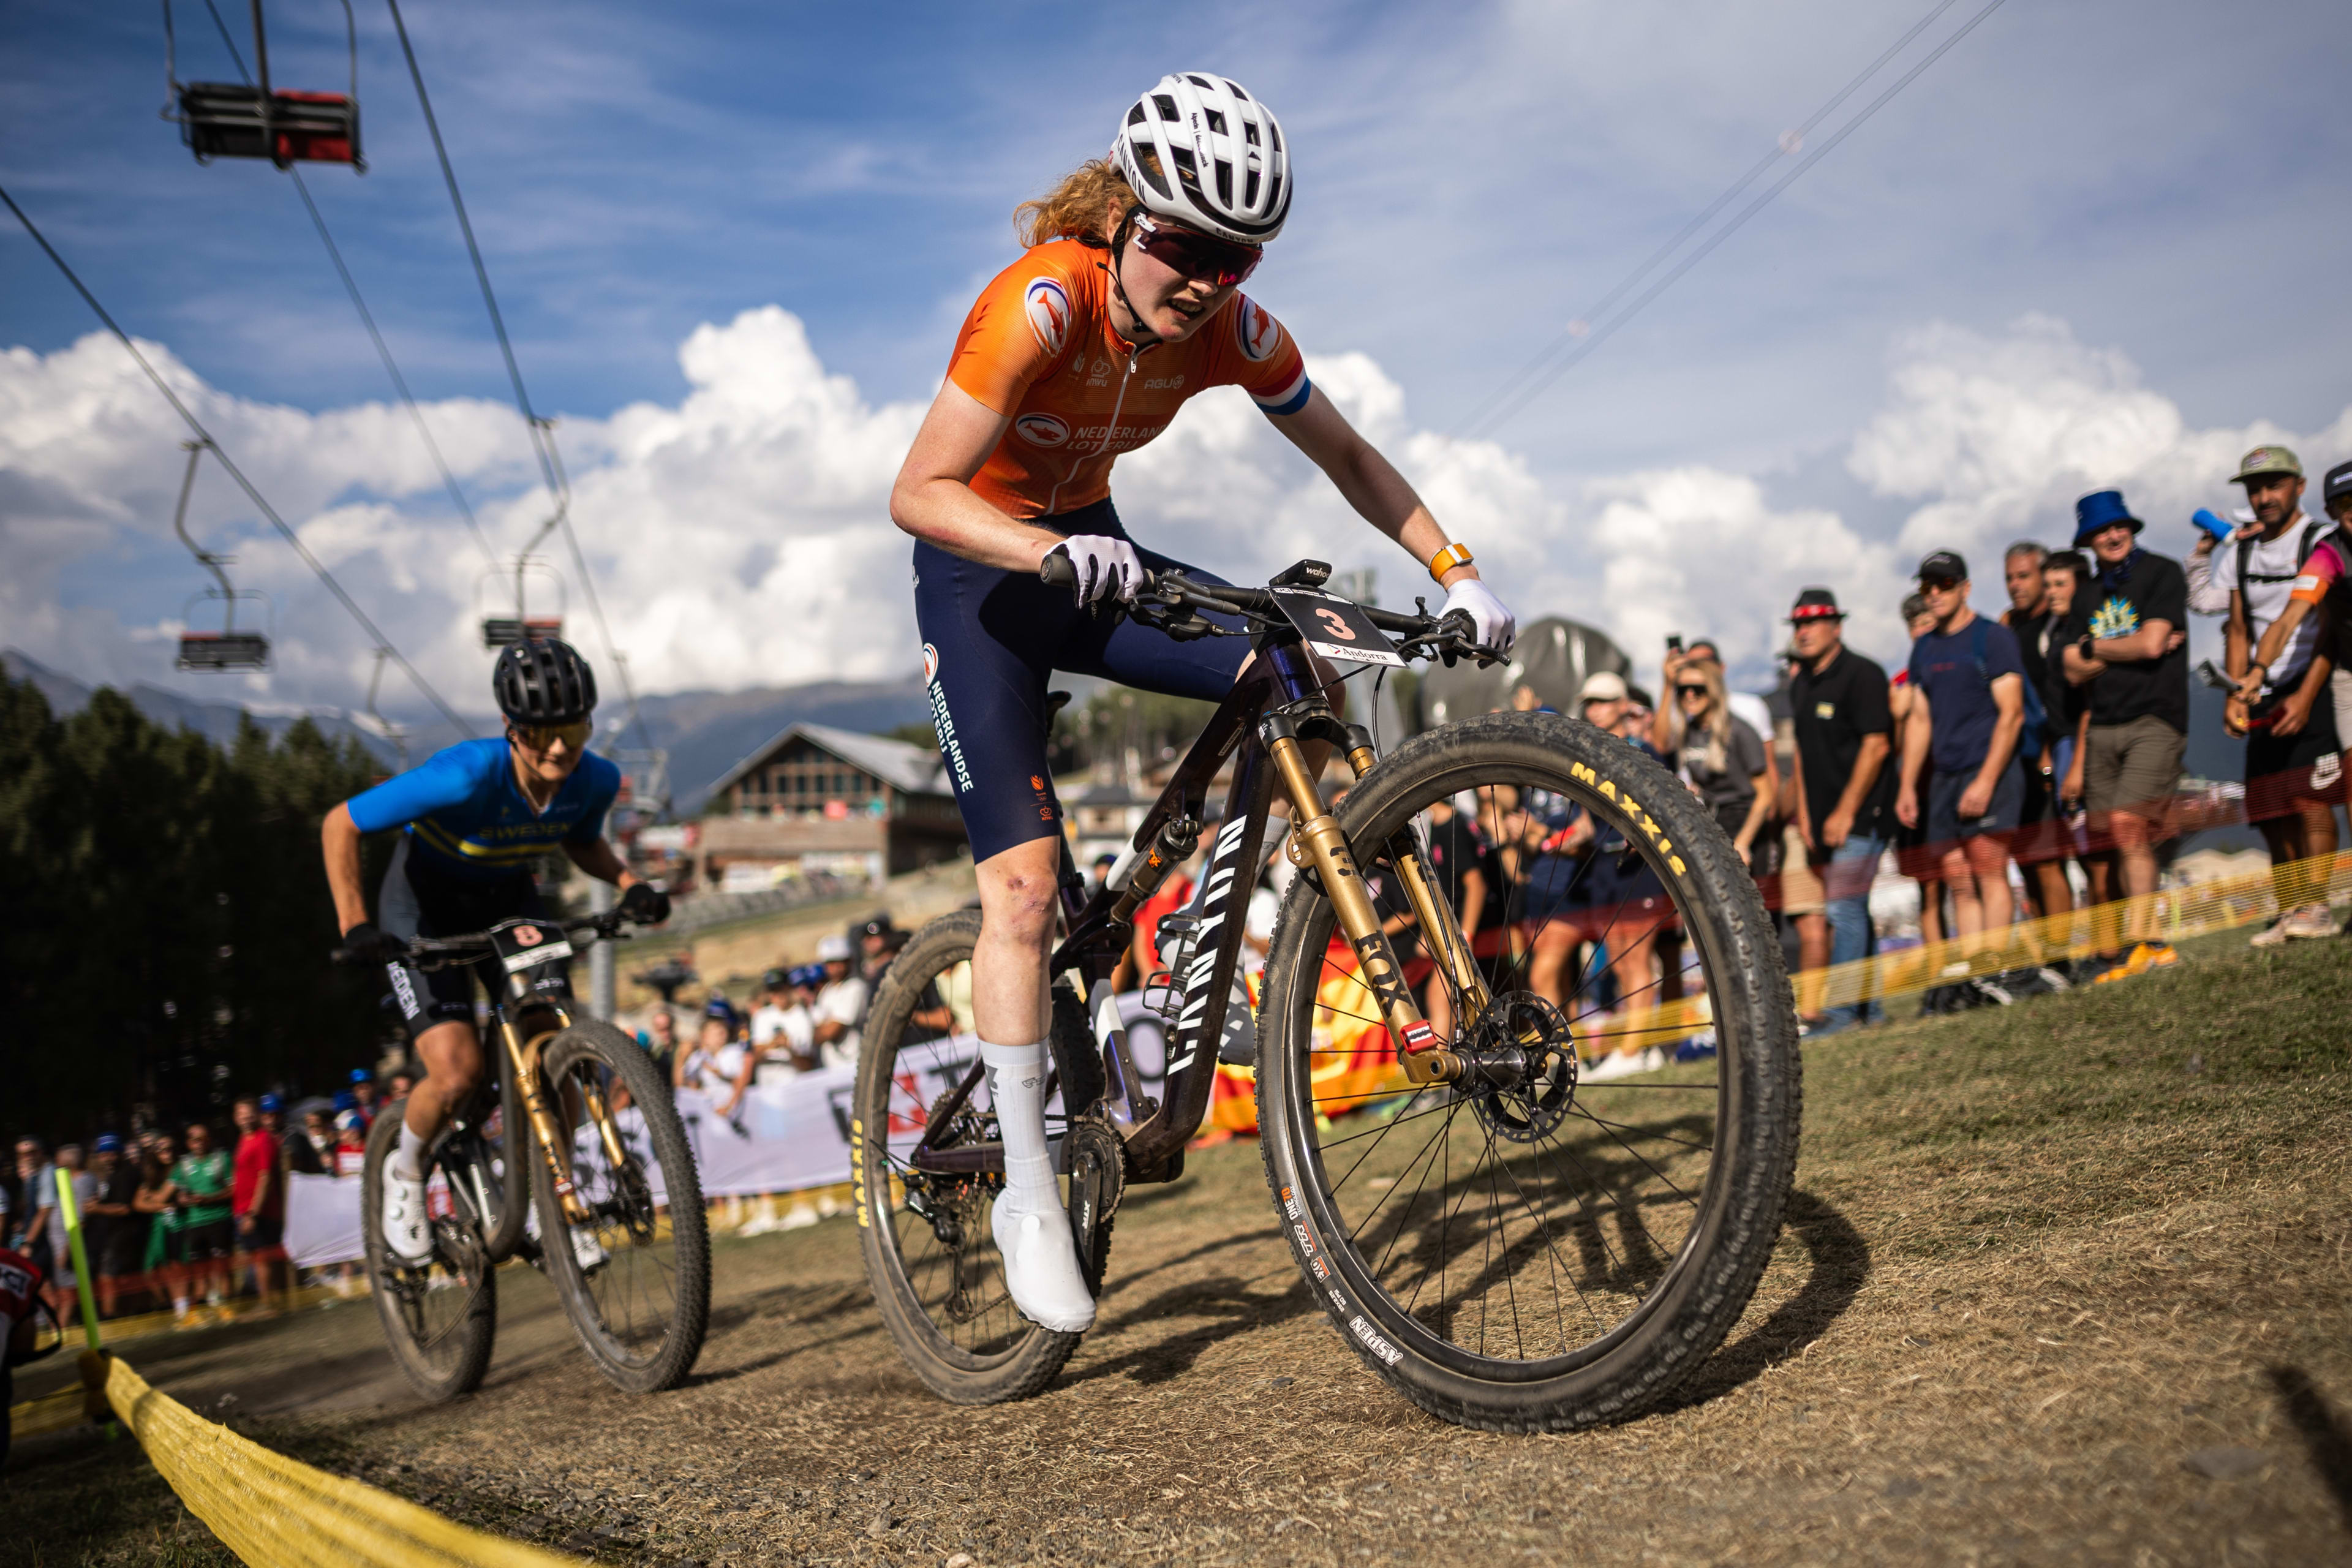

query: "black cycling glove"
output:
617 881 672 925
339 921 409 965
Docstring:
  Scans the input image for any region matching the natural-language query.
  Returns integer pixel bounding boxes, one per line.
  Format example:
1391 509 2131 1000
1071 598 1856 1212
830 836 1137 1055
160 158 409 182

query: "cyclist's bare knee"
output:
406 1020 484 1134
976 837 1061 954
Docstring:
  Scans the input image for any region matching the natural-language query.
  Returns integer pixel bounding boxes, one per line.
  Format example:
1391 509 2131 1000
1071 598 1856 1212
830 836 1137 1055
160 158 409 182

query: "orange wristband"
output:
1427 542 1474 581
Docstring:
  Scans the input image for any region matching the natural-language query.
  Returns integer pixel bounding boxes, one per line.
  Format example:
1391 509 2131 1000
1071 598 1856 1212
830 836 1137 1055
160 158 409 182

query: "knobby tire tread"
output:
534 1021 712 1393
854 908 1088 1405
1256 711 1801 1432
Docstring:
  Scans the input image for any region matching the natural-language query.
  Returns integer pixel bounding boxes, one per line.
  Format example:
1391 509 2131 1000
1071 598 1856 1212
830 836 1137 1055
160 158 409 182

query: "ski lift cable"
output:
384 0 652 752
187 0 502 573
0 180 476 737
1455 0 2006 444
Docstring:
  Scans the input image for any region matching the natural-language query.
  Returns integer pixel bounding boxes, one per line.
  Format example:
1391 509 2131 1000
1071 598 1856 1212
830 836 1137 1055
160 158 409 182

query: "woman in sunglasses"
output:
318 638 670 1266
1653 656 1774 873
889 73 1517 1333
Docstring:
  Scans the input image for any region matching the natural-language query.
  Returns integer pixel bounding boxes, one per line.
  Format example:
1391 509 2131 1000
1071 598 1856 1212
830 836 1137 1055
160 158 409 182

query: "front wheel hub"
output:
1461 992 1578 1144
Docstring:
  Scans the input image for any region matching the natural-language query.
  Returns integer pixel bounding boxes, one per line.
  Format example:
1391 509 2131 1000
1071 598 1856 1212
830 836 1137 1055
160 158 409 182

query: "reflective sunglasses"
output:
1130 211 1262 288
511 719 591 751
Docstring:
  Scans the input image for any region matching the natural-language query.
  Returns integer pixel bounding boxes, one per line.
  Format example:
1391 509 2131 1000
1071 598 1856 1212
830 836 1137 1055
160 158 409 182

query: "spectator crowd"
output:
2 1063 415 1330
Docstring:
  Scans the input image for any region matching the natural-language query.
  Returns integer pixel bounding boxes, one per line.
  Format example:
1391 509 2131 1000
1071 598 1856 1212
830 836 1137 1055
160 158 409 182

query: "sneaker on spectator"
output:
1999 967 2057 1000
1674 1031 1719 1063
2033 965 2071 993
2135 940 2181 970
2072 953 2120 986
1968 974 2018 1008
2248 917 2291 948
2280 905 2337 940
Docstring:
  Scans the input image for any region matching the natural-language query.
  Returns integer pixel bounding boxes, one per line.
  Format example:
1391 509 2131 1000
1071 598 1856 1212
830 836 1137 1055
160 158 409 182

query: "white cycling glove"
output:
1046 535 1143 606
1440 577 1517 656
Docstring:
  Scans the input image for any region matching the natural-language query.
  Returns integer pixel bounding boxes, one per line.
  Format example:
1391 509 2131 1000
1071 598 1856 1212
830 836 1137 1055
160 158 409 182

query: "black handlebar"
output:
1037 552 1489 660
331 907 637 968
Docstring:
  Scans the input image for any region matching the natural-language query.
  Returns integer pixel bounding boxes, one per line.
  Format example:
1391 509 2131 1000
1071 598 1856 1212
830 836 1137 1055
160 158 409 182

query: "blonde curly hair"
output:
1014 157 1139 249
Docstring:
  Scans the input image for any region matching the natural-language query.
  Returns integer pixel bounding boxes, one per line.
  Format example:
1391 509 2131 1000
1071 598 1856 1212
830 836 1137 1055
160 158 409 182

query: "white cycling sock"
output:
393 1123 428 1183
981 1039 1057 1204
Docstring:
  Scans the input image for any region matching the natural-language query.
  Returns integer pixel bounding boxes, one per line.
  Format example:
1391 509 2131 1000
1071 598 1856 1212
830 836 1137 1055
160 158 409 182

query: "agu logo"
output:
922 642 940 685
1014 412 1071 448
1236 297 1282 362
1023 277 1073 355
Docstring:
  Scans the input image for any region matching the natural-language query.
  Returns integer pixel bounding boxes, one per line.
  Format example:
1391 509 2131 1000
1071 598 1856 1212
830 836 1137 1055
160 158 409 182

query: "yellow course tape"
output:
99 1355 586 1568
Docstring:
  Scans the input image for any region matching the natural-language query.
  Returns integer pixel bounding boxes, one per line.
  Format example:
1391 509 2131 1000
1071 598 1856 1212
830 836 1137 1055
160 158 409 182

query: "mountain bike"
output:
854 558 1800 1432
336 908 710 1399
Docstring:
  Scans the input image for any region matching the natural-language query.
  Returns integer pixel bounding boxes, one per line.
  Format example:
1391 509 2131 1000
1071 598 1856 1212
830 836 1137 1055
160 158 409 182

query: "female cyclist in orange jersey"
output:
889 72 1515 1332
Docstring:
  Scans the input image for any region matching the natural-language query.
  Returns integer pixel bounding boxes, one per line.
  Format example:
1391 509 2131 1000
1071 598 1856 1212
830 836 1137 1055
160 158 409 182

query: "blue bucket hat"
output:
94 1133 124 1154
2073 489 2141 544
258 1093 284 1113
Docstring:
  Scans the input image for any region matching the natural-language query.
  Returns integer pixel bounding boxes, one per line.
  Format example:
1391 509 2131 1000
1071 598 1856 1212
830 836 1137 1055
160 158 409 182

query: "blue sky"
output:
6 0 2352 716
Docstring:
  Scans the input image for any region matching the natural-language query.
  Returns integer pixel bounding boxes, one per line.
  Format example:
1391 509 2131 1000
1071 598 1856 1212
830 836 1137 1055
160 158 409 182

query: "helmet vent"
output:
1213 159 1232 205
1152 93 1179 121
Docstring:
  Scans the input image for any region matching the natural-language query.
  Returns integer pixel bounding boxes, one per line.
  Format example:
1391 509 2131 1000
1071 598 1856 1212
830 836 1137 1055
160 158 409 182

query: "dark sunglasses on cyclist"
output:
511 720 591 751
1129 211 1262 288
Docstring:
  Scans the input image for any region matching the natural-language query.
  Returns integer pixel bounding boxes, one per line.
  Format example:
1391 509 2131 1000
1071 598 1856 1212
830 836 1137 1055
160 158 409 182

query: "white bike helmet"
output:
1111 73 1291 247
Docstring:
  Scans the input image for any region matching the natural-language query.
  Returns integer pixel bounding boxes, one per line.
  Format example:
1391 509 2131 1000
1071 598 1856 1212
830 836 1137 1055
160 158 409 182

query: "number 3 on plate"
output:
1313 608 1357 642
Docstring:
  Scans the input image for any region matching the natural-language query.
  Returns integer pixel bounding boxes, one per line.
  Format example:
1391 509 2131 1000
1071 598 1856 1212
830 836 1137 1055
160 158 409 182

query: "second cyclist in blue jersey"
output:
321 639 668 1265
890 72 1518 1333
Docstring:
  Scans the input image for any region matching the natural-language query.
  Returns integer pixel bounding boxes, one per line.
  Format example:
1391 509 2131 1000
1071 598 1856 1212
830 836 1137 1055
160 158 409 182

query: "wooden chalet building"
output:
696 723 967 892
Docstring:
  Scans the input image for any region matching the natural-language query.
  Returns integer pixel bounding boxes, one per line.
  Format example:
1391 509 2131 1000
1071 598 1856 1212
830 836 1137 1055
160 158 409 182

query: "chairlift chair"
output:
477 557 567 648
167 440 275 673
165 1 364 170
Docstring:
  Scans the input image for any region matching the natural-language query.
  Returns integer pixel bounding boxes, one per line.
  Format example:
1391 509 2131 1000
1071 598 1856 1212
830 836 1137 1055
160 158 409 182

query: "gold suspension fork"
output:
1336 736 1494 1030
501 1012 595 1224
1265 723 1462 1087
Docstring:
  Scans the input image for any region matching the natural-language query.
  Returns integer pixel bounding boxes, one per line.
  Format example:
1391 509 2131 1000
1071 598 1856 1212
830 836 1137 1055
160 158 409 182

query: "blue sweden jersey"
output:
346 737 620 883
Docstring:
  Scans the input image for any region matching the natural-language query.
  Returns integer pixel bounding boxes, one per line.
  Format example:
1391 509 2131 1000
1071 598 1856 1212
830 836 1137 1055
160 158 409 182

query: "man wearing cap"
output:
812 933 869 1071
2204 447 2345 944
2060 489 2190 979
1895 552 2045 1005
83 1134 141 1319
749 967 820 1072
1785 589 1896 1033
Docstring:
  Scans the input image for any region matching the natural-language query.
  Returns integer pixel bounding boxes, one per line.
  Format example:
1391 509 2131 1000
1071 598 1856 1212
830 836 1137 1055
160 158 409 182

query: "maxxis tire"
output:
362 1093 496 1402
532 1020 711 1393
853 908 1085 1406
1255 710 1801 1432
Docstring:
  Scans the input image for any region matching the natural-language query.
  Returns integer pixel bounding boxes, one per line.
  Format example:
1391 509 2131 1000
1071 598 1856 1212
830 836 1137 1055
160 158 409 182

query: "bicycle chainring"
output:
1061 1114 1125 1294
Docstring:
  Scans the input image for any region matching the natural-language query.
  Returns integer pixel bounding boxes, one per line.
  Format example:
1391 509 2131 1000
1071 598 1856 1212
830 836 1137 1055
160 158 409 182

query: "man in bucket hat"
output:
1784 587 1894 1032
2059 489 2189 981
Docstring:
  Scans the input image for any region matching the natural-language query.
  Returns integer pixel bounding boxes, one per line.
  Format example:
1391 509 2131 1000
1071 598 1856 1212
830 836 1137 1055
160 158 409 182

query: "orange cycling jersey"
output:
946 238 1312 519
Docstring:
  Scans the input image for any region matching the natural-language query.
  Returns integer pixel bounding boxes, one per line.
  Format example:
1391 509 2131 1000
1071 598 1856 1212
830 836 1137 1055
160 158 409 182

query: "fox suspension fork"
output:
498 1008 595 1224
1261 713 1469 1087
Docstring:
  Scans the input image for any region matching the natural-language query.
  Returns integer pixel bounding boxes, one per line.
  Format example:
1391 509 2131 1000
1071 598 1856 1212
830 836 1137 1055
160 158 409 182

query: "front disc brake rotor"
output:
1462 991 1578 1144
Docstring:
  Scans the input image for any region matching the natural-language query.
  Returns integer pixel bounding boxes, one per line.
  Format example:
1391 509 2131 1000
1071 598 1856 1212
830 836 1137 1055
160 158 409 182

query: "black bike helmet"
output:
493 637 598 725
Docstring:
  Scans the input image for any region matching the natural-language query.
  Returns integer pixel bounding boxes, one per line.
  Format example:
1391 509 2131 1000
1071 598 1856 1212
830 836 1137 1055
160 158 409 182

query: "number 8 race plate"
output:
1268 588 1406 668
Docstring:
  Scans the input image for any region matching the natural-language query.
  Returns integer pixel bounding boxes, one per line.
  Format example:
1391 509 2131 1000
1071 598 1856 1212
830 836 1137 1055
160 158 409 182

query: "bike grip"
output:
1039 550 1077 589
2192 508 2237 542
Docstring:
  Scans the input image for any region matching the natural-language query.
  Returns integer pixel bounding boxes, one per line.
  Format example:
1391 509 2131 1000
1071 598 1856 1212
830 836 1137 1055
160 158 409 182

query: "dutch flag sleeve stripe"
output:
1253 368 1313 416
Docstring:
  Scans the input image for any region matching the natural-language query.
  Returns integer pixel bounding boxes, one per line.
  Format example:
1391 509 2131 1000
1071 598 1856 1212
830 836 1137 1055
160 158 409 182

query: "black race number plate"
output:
1270 588 1404 668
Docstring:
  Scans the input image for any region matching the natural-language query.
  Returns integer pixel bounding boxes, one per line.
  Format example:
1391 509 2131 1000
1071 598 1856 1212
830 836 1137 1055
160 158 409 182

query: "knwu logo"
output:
1236 298 1281 362
1024 277 1072 355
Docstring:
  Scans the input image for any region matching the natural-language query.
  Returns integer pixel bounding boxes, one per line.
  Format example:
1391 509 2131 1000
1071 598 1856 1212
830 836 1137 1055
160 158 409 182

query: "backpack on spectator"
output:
1970 619 2048 761
2235 517 2342 600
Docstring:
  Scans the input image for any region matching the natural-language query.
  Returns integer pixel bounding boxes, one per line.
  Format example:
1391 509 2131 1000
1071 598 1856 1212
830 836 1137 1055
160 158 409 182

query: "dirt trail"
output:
13 937 2352 1567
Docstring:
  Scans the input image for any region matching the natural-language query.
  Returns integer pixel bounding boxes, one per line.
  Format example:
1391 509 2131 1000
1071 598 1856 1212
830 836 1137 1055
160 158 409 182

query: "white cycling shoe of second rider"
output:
981 1039 1096 1333
382 1173 435 1264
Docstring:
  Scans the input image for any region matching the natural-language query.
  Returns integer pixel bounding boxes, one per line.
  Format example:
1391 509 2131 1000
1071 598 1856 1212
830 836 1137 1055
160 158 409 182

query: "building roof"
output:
706 722 951 803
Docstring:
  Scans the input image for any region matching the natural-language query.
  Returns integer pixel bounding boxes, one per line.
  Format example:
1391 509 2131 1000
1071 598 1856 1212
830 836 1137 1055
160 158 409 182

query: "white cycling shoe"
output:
568 1225 608 1275
382 1174 434 1264
991 1189 1096 1333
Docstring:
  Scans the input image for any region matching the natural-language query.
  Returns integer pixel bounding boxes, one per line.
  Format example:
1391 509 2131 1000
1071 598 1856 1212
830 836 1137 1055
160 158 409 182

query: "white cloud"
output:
8 310 2351 726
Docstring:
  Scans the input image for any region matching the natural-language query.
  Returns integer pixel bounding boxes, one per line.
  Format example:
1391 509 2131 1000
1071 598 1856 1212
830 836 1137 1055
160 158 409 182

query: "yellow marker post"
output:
56 1166 115 1430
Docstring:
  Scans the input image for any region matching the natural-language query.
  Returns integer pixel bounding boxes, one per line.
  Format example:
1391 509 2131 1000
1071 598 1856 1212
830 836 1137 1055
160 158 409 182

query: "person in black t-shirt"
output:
1784 588 1894 1033
1999 540 2076 925
2059 489 2188 979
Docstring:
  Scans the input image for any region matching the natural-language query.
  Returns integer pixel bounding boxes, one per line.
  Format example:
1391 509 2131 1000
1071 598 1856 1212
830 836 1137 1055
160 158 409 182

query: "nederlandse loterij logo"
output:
1236 297 1281 361
1024 277 1072 355
2087 595 2141 641
1014 412 1071 447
